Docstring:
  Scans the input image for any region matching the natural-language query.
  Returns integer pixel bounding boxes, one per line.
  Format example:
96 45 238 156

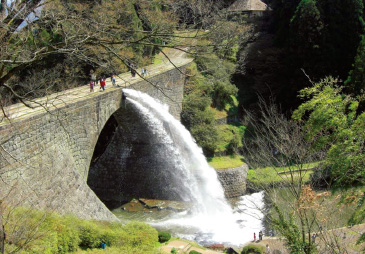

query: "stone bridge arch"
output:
0 61 191 220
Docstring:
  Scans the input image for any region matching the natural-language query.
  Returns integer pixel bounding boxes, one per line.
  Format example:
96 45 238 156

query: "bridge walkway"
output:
0 48 193 126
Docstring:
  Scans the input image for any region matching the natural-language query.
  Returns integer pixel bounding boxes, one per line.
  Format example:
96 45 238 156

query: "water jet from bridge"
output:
119 89 264 245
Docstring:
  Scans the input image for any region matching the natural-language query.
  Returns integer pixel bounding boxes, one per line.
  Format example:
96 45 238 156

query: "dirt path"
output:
160 240 223 254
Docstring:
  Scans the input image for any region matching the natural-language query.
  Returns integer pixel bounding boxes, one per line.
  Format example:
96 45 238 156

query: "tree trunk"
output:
0 219 4 254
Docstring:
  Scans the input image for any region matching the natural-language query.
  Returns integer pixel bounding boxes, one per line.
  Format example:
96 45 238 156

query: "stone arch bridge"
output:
0 56 193 220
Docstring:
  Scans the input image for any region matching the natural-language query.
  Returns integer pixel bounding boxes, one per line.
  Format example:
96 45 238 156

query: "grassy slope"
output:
247 162 319 190
208 155 245 169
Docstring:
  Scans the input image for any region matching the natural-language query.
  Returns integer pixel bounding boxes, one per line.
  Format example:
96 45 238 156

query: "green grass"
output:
215 124 246 154
153 55 163 65
224 95 239 116
247 162 319 190
208 155 245 169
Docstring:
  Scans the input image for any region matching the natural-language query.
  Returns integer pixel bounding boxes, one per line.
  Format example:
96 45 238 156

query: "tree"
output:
242 100 325 254
290 0 323 52
345 34 365 95
241 97 362 253
0 0 214 109
292 77 365 187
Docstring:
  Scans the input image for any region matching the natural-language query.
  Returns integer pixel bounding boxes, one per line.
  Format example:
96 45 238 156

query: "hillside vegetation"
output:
3 207 160 254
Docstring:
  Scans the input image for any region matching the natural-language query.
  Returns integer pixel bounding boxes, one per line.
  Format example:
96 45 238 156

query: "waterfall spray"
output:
122 89 264 245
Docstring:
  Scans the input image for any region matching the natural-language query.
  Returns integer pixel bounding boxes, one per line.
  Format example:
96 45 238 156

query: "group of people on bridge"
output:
89 65 148 92
89 71 117 92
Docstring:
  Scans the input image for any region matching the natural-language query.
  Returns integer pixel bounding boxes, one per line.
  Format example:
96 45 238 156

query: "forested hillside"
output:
234 0 365 112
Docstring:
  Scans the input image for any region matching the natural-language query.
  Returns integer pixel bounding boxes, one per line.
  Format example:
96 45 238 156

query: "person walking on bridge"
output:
90 81 94 92
100 78 106 91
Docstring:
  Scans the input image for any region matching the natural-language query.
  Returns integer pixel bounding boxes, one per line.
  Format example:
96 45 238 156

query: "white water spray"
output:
123 89 265 245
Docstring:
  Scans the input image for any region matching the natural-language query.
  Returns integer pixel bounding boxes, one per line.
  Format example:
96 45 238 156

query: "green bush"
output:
158 232 171 243
171 247 178 253
241 244 265 254
56 222 80 253
122 221 158 248
78 221 104 249
189 250 202 254
100 230 119 246
216 124 245 155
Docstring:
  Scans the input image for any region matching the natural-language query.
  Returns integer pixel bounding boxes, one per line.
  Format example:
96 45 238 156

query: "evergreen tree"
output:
345 34 365 95
290 0 323 51
270 0 301 46
317 0 365 77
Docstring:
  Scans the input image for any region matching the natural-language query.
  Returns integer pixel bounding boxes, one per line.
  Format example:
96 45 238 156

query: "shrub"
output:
241 244 265 254
189 250 202 254
158 232 171 243
100 230 119 246
171 247 178 253
122 221 158 249
56 223 80 253
78 221 103 249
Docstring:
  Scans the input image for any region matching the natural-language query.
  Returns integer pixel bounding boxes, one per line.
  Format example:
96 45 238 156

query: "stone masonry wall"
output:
216 164 249 198
0 62 190 220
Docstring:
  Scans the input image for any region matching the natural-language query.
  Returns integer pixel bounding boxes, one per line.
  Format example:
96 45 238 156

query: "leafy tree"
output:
270 204 309 253
292 77 365 187
195 54 238 109
181 64 218 155
241 97 363 254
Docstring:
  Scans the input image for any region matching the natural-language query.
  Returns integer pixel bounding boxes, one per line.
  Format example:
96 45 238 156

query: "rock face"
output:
228 0 268 12
215 164 249 198
121 199 192 213
0 61 191 220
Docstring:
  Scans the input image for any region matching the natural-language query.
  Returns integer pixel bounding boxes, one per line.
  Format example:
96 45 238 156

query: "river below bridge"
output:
112 191 265 247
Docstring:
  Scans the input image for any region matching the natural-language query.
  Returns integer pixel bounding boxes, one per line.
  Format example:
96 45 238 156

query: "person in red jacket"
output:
100 78 106 91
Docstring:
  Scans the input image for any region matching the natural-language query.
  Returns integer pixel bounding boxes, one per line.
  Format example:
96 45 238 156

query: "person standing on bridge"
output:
130 64 136 77
100 78 106 91
90 70 96 84
112 75 116 86
259 230 263 241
